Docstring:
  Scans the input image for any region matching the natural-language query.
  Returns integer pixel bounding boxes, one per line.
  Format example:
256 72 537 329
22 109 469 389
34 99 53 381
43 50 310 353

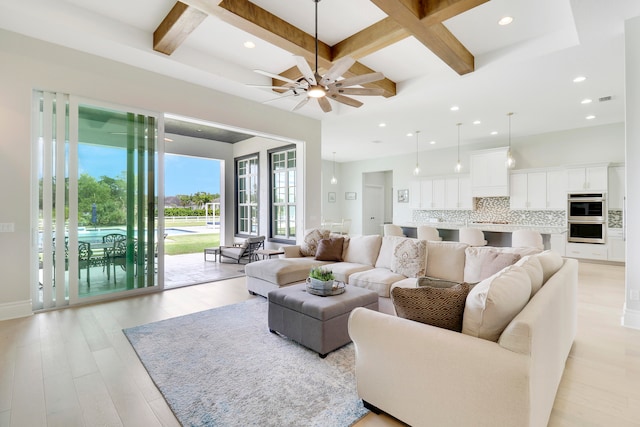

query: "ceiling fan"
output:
249 0 385 113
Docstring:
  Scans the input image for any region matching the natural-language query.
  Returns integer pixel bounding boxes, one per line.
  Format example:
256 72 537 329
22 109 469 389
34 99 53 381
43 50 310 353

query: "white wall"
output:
624 16 640 328
321 159 342 222
0 30 321 319
336 123 625 235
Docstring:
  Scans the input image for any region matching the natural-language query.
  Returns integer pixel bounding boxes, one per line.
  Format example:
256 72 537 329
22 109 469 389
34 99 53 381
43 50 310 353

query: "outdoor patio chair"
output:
219 236 265 264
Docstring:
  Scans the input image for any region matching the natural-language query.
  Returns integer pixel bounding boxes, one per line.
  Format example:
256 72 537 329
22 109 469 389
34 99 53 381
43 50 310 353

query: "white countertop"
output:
399 222 567 234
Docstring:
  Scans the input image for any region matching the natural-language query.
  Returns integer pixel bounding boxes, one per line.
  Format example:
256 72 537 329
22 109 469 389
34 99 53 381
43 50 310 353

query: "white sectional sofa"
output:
245 229 578 426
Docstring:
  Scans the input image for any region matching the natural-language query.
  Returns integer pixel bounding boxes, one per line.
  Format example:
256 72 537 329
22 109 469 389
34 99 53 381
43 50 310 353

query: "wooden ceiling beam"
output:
331 17 409 61
370 0 489 75
153 2 208 55
183 0 397 97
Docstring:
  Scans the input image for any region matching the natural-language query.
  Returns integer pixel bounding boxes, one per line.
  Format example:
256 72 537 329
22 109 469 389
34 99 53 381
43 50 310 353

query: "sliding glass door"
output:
33 91 162 310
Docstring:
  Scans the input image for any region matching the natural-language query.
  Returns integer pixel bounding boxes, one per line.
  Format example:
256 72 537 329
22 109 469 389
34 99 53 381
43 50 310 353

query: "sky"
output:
78 146 221 197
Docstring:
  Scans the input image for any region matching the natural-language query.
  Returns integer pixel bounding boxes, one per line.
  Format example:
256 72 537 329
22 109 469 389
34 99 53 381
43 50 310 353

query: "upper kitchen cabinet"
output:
608 165 625 210
444 175 473 209
509 171 547 210
566 165 608 192
510 169 566 210
470 147 509 197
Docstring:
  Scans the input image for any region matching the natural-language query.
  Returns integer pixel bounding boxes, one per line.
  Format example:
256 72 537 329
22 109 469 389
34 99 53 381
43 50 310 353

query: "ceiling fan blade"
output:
331 72 385 89
294 56 316 85
253 69 299 85
247 84 297 91
320 56 356 85
293 97 310 111
328 93 363 108
328 87 385 96
317 96 332 113
262 92 300 104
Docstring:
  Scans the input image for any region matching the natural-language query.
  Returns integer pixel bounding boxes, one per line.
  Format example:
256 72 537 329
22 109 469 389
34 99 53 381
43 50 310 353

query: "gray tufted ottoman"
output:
268 283 378 357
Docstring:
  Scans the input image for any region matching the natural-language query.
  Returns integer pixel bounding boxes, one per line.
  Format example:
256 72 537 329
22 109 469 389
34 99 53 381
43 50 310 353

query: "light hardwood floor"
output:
0 262 638 427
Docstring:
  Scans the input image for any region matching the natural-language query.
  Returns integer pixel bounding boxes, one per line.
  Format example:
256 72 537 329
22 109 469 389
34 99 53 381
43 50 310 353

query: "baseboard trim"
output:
0 299 33 321
622 305 640 330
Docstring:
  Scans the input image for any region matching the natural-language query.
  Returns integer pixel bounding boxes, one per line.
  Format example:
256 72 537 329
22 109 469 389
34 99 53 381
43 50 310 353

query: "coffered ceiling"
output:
1 0 640 162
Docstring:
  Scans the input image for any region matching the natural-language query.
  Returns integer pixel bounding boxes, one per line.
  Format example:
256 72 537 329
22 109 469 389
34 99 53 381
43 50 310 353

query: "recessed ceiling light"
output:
430 140 436 145
164 137 174 142
406 132 413 137
371 140 383 144
473 120 481 125
450 105 459 111
378 122 386 127
196 129 203 132
490 131 498 135
243 41 256 49
573 76 587 83
498 16 513 26
581 98 592 104
586 115 596 120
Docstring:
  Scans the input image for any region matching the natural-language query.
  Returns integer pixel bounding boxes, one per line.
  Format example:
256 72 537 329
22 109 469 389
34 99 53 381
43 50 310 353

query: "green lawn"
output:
164 233 220 255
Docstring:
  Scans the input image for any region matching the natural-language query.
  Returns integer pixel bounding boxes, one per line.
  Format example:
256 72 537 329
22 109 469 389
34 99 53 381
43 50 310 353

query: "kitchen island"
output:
399 222 567 249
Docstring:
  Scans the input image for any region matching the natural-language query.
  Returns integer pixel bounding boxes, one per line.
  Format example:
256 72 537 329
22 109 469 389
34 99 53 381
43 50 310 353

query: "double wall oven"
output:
567 193 606 244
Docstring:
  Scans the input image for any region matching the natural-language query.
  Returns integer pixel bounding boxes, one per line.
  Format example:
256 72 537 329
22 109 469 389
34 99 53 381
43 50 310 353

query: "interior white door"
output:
363 185 385 235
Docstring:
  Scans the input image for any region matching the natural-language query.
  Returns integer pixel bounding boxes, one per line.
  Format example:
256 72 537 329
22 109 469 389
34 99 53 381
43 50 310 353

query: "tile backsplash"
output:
412 197 624 228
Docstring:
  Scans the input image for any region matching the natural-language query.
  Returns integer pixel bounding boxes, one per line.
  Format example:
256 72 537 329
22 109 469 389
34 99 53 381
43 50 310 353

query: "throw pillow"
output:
391 284 472 332
535 250 564 283
480 252 521 279
314 237 345 261
515 255 544 297
462 265 532 342
417 276 465 288
300 229 330 257
390 239 427 278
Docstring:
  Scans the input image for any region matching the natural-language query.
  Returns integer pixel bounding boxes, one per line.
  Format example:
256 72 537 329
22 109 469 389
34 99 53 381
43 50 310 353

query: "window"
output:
271 147 296 240
236 155 259 236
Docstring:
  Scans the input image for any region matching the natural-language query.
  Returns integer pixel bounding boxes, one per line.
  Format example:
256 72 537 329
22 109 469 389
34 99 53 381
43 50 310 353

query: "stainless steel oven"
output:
568 221 606 244
567 193 607 244
567 193 605 221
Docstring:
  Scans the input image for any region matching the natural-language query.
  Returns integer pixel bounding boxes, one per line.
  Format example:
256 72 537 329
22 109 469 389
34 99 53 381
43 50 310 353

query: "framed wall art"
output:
345 192 357 200
398 189 409 203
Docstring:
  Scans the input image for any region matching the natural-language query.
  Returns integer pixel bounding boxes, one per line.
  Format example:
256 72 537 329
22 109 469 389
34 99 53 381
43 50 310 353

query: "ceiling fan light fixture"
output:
308 85 326 98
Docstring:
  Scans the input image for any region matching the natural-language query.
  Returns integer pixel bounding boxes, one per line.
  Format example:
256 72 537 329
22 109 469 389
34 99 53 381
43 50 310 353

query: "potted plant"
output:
307 267 335 291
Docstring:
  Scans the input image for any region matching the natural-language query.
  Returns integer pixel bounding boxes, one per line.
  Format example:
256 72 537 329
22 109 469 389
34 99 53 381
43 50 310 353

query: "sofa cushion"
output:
425 241 468 282
244 258 331 286
315 237 344 261
349 268 406 297
463 247 522 283
343 235 382 266
391 238 427 278
391 283 472 332
300 229 330 257
462 265 532 342
536 250 564 283
375 236 402 269
515 255 544 297
328 262 374 284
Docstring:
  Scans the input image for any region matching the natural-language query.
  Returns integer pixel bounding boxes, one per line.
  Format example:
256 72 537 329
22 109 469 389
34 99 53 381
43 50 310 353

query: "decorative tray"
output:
306 282 345 297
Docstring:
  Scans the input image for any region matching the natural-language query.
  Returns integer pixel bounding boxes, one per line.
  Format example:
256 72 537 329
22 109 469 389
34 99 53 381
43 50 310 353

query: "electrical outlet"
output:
630 290 640 301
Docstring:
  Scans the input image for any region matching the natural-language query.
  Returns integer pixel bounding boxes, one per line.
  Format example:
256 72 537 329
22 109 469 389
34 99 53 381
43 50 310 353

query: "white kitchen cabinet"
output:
409 180 422 209
420 178 434 208
565 242 608 261
607 228 625 262
566 165 608 192
443 175 473 209
432 178 446 209
509 171 546 210
608 165 625 210
549 233 566 256
546 169 568 209
471 147 509 197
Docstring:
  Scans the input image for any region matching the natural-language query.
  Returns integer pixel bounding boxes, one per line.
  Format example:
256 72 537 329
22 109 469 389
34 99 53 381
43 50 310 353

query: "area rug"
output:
123 298 368 426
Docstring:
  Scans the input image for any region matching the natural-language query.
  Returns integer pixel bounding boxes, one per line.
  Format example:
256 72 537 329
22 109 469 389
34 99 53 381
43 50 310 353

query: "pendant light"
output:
412 131 421 176
330 152 337 184
454 123 462 173
506 112 516 169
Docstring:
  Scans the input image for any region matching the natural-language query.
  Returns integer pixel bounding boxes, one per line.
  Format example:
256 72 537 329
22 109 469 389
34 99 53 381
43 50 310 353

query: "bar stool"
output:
459 228 487 246
417 226 442 241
